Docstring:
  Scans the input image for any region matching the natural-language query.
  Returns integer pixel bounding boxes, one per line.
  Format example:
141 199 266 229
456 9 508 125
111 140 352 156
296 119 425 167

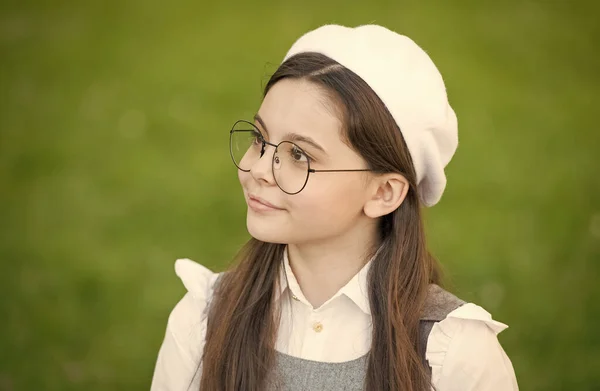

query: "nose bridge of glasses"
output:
261 139 280 154
258 140 285 170
249 139 277 175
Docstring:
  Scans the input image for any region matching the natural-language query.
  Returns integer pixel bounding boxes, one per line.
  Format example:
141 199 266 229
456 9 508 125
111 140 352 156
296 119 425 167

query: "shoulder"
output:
151 259 222 390
426 300 519 390
165 259 222 361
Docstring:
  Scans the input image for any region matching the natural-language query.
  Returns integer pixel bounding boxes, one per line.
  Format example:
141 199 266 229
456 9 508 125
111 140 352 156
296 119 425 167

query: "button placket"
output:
300 311 322 360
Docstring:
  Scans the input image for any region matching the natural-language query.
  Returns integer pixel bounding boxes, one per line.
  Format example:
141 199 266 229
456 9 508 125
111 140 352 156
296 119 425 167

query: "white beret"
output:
283 24 458 207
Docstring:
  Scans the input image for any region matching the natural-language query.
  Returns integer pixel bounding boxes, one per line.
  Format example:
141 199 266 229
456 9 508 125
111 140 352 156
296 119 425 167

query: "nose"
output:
249 143 276 185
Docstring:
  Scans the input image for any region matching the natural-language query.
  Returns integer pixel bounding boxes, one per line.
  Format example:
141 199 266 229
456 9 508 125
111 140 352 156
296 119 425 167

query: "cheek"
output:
240 172 367 244
290 176 366 225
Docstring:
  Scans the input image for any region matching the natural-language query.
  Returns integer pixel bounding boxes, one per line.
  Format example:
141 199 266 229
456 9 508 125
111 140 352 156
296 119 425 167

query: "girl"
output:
151 24 518 391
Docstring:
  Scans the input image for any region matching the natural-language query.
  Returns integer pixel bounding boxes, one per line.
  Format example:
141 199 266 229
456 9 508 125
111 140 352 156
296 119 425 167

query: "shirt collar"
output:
276 245 377 315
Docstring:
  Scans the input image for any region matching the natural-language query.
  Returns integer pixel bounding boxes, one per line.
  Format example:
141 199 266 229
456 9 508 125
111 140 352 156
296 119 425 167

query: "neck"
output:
286 222 379 308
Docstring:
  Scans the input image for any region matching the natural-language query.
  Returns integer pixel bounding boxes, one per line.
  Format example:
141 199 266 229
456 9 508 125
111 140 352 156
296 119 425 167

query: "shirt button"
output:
312 322 323 333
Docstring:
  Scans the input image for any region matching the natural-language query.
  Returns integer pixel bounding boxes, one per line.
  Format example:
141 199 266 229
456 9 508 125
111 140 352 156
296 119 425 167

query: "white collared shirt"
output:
273 248 373 362
151 251 519 391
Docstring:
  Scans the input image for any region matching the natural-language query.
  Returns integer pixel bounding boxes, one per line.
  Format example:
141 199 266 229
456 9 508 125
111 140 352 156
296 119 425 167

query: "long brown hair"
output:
200 52 443 391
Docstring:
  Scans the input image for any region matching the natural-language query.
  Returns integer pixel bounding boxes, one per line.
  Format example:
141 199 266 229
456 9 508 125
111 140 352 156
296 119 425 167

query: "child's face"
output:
238 78 373 245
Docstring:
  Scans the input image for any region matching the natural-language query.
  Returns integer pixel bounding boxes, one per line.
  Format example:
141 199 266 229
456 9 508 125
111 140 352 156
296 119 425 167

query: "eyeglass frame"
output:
229 119 373 195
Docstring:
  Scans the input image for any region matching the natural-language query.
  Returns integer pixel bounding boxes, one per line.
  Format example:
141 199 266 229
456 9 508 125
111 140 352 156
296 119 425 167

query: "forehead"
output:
257 78 343 146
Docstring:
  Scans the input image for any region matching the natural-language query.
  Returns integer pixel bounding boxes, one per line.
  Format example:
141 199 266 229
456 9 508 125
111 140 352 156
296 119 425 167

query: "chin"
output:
246 213 291 244
247 223 288 244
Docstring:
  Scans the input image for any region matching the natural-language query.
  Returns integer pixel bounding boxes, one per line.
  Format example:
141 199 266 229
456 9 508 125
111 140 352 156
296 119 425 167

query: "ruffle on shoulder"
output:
174 258 221 302
151 260 221 390
159 259 221 371
425 303 509 385
445 303 508 334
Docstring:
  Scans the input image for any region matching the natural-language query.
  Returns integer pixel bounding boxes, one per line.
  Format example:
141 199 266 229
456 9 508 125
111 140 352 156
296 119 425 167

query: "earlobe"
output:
363 174 409 218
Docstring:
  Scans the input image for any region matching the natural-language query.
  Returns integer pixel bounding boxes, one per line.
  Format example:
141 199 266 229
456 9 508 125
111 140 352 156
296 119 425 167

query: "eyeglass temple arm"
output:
308 169 373 173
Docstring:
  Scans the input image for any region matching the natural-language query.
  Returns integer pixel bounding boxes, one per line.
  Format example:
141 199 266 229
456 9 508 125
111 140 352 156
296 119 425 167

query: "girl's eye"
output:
290 145 309 162
251 131 263 145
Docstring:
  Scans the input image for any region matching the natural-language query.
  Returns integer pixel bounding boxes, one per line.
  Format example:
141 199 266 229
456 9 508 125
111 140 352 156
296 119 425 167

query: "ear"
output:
363 173 410 218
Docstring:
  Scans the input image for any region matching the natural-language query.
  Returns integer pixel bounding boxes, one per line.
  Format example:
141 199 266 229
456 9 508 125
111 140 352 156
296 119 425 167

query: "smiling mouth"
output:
247 195 283 212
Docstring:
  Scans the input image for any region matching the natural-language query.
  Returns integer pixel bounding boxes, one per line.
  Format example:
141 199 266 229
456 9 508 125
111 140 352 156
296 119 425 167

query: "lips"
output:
247 194 283 211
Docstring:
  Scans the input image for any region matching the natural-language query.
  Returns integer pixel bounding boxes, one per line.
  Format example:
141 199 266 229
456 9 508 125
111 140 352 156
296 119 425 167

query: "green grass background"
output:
1 0 599 390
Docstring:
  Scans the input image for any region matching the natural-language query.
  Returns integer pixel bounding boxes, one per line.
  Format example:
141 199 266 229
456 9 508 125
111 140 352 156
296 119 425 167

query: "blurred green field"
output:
1 0 599 390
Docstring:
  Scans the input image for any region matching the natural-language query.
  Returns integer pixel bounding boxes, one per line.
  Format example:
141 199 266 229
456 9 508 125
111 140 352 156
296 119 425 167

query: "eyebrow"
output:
254 113 327 154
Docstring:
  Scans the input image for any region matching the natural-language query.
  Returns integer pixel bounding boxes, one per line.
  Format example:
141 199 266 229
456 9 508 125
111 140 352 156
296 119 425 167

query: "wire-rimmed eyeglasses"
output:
229 120 373 195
